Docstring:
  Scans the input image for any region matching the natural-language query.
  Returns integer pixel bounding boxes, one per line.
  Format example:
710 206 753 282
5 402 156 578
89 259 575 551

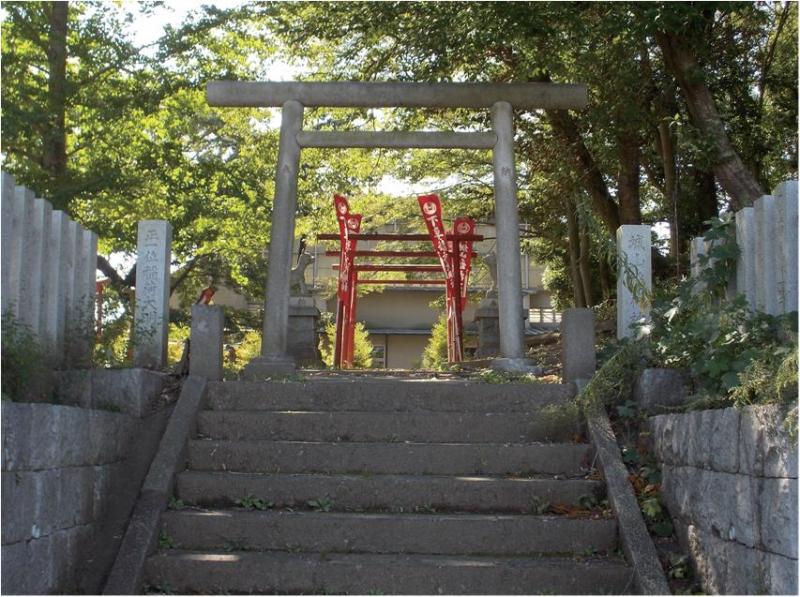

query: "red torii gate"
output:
318 194 482 368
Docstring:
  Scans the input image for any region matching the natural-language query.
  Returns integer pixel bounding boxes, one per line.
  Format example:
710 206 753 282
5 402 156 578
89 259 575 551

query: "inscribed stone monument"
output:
616 225 652 339
134 220 172 369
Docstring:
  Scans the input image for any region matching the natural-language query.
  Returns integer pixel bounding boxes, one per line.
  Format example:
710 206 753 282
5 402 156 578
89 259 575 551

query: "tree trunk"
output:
599 256 612 301
617 130 643 225
693 167 718 227
546 109 621 235
657 119 681 272
566 201 586 308
656 31 765 209
44 1 68 208
578 216 594 307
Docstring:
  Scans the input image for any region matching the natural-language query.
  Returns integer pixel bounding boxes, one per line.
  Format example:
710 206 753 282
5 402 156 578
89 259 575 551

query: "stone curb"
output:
578 379 671 595
102 376 207 595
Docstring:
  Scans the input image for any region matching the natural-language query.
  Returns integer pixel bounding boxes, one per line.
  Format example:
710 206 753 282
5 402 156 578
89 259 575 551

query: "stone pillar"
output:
616 225 652 339
190 304 224 381
490 101 528 367
134 220 172 370
775 181 798 314
1 172 16 316
474 299 500 358
245 99 304 378
735 207 756 309
20 198 51 339
561 308 596 383
754 195 779 315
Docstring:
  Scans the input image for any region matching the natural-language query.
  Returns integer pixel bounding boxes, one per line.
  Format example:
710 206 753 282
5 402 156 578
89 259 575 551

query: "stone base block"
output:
241 355 296 379
54 368 168 418
287 305 322 367
489 357 543 376
633 368 690 412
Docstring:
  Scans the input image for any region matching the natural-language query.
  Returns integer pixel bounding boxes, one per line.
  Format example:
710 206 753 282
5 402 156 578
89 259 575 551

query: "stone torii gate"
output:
206 81 588 376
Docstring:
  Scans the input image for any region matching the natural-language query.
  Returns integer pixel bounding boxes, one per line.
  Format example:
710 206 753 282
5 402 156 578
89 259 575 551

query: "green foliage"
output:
158 530 175 549
223 329 262 379
580 342 648 411
318 318 373 369
529 496 550 515
1 312 49 402
421 313 449 370
642 216 798 399
476 369 538 384
307 496 333 512
167 496 186 510
235 495 273 511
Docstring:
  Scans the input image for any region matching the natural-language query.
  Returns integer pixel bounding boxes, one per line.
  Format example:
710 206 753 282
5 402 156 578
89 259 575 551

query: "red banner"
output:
418 194 455 297
334 195 361 302
453 217 476 309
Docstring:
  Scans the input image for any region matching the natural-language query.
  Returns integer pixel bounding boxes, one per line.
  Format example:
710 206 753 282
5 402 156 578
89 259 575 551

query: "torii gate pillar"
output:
208 81 588 375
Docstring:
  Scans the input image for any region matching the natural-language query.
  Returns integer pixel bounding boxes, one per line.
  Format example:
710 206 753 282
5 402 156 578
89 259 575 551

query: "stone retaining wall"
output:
650 404 798 594
1 402 137 594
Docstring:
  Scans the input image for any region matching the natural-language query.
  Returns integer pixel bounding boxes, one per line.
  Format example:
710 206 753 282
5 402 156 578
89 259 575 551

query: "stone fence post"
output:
190 305 224 381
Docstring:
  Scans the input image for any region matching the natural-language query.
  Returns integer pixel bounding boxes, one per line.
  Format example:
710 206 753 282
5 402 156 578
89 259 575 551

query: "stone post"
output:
18 197 50 337
775 181 798 314
63 220 82 363
755 195 781 315
490 101 530 370
561 308 596 383
47 212 70 362
8 186 33 320
190 304 225 381
134 220 172 370
71 228 97 366
616 225 652 339
735 207 757 309
245 99 304 378
1 172 16 316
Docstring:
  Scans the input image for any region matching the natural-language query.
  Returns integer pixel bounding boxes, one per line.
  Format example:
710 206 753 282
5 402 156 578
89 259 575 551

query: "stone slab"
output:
759 477 798 558
176 470 604 512
739 403 798 478
775 180 798 313
162 509 617 555
146 549 630 595
187 439 592 476
1 402 132 471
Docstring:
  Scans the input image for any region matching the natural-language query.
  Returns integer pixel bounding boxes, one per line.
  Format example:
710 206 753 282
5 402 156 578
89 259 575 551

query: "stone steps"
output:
189 440 592 477
147 550 633 595
206 379 575 412
187 439 593 476
145 550 633 595
161 509 619 555
143 378 631 594
175 471 604 512
196 410 578 443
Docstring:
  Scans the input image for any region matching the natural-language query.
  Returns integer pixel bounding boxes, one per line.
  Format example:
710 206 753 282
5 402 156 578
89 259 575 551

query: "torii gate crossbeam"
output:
206 80 588 376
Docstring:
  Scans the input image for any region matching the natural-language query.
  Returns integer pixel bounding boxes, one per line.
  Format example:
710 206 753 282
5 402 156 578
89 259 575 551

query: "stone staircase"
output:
144 378 634 594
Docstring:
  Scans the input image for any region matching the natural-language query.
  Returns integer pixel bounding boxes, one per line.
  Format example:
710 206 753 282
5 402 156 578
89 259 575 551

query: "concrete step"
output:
207 379 575 412
196 410 578 443
145 550 633 594
187 439 593 476
176 471 604 512
161 509 619 555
